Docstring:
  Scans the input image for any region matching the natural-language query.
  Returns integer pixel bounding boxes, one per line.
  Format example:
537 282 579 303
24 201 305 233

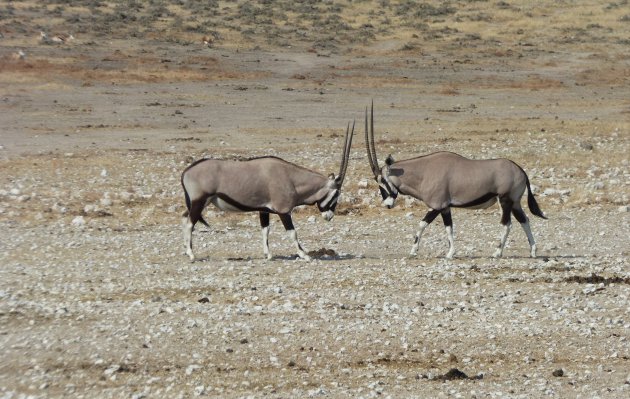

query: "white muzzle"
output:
321 210 334 221
383 197 395 208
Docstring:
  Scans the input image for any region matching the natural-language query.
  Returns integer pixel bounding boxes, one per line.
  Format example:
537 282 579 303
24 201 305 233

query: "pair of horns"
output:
365 101 380 178
337 120 355 186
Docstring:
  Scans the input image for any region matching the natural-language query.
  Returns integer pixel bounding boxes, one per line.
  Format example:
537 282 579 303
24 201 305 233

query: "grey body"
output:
390 152 527 211
365 104 546 258
181 123 353 261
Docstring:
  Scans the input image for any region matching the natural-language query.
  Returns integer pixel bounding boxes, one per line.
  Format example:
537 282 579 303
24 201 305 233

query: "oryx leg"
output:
409 208 440 257
259 212 272 260
184 199 206 261
279 214 311 261
512 205 537 257
441 208 455 259
493 197 513 258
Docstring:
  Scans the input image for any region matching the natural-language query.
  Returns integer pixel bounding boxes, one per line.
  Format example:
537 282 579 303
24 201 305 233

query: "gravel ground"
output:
1 145 628 398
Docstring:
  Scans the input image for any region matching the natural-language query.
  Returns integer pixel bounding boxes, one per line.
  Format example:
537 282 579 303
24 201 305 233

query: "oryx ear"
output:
385 154 395 166
330 173 341 187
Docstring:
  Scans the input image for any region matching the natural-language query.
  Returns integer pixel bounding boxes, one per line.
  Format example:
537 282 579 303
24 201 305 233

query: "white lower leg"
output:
261 226 272 260
493 223 511 258
410 221 429 256
445 225 455 259
288 229 311 260
520 220 537 257
183 219 195 261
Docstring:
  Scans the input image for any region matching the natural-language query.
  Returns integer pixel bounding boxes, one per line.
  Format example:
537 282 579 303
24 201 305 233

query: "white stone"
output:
72 216 86 226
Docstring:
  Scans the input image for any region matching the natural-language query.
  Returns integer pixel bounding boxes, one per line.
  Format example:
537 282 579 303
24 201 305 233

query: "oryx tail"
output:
523 171 547 220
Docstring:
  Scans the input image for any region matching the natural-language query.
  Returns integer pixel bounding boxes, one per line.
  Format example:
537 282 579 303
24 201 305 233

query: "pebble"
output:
71 216 85 226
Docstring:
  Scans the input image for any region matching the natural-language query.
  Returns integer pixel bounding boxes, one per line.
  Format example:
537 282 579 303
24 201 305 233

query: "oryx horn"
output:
365 101 379 177
337 120 355 186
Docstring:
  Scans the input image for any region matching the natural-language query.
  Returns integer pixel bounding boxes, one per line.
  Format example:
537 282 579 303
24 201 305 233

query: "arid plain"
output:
1 1 629 398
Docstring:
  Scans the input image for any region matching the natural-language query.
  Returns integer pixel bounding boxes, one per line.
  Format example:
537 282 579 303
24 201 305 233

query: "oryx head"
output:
365 102 399 209
316 121 355 221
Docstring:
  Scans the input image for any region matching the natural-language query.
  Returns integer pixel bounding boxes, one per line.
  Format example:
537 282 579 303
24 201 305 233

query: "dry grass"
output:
3 1 629 52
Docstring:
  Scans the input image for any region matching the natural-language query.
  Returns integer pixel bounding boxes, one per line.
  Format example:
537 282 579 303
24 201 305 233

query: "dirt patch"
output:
564 274 630 286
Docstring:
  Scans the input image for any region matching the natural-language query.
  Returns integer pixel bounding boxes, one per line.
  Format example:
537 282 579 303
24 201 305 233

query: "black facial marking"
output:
317 190 339 212
379 186 388 200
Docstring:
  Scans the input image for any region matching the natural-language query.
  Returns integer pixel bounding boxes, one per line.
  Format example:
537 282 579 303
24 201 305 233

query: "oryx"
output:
181 122 354 261
365 103 547 259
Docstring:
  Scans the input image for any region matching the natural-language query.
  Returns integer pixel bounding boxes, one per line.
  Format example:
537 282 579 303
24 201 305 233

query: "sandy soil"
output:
1 1 629 398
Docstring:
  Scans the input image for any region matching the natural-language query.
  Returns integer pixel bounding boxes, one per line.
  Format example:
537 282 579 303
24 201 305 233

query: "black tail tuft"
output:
525 174 547 219
198 215 210 228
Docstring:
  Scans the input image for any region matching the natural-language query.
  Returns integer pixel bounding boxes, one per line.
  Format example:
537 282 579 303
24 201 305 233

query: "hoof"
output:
298 254 312 261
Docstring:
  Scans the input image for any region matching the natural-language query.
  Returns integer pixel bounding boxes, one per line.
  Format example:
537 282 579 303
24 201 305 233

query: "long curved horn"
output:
337 120 355 186
365 102 379 177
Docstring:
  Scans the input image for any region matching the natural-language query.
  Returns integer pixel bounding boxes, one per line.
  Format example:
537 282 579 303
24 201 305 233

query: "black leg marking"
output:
441 209 453 227
499 197 513 226
422 209 441 224
189 199 206 229
259 212 270 228
512 208 528 224
279 213 295 231
279 213 308 257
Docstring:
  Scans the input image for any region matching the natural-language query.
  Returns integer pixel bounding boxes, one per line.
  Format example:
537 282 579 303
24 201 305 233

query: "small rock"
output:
552 369 564 377
186 364 201 375
194 385 205 396
72 216 86 226
104 364 121 377
579 142 594 151
618 205 629 213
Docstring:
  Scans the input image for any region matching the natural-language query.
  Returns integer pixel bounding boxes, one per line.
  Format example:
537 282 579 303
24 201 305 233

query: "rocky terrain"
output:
1 1 629 398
